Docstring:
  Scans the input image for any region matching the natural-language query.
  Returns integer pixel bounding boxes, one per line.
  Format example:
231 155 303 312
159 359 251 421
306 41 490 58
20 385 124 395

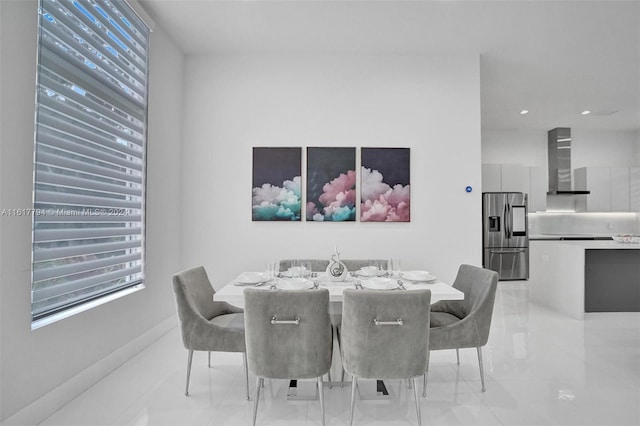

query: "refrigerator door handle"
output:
489 248 527 254
503 204 509 239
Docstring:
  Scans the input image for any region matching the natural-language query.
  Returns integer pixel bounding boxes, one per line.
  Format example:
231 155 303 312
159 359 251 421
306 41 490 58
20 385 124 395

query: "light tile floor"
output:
40 282 640 425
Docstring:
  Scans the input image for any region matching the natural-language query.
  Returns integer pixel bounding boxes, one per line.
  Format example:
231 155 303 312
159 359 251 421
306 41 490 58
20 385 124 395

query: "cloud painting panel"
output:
361 148 410 222
306 147 356 222
252 147 302 221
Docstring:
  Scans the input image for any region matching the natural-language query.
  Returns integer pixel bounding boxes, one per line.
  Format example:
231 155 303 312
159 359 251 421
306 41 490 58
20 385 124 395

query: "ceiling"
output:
138 0 640 132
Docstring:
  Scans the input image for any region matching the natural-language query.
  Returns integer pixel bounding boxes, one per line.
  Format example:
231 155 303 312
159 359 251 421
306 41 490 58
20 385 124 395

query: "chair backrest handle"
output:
271 316 300 325
373 318 403 326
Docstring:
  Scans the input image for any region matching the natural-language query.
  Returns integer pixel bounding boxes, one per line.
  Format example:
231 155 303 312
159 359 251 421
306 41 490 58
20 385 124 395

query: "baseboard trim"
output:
2 316 176 426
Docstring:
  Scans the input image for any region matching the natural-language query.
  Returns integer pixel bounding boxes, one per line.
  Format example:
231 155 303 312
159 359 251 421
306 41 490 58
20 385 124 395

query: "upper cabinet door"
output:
611 167 630 211
630 167 640 212
501 164 525 192
482 164 502 192
528 166 548 213
574 167 610 211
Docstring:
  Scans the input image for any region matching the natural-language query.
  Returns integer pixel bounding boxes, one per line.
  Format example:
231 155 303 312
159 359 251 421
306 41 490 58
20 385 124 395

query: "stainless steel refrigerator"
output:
482 192 529 280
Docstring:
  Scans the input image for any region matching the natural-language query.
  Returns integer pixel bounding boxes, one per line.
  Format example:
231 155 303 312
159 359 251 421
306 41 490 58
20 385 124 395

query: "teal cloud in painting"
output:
252 176 301 221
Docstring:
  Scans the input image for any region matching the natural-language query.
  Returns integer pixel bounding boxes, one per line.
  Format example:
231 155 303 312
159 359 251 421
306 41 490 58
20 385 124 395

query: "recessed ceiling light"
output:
581 110 591 115
520 110 529 115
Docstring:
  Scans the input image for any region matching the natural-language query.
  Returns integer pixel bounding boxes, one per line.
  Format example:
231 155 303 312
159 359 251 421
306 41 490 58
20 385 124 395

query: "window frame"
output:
31 0 151 329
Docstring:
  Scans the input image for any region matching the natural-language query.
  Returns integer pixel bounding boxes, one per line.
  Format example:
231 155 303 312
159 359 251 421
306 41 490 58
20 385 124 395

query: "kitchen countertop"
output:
530 240 639 249
529 234 614 241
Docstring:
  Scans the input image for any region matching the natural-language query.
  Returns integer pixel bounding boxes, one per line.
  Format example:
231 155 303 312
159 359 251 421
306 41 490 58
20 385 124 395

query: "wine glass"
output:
391 258 401 277
265 262 274 283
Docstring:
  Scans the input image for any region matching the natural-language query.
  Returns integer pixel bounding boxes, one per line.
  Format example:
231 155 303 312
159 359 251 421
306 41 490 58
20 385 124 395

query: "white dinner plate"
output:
400 271 437 282
276 278 314 291
235 272 269 285
361 277 398 291
355 268 386 277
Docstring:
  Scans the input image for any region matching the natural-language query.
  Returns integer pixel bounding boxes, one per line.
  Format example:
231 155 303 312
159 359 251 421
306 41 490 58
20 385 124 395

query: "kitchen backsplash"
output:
528 212 640 236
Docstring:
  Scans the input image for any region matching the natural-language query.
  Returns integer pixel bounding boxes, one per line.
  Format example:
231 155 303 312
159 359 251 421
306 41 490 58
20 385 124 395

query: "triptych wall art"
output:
252 147 302 221
252 147 410 222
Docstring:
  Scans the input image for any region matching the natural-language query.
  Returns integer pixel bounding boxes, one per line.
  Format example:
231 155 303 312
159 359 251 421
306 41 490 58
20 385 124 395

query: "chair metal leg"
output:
208 351 211 368
412 377 422 426
408 379 412 389
243 352 250 400
422 371 427 398
327 369 333 389
456 348 460 365
477 346 486 392
252 377 263 426
185 350 194 396
318 376 325 426
349 376 357 426
336 325 345 387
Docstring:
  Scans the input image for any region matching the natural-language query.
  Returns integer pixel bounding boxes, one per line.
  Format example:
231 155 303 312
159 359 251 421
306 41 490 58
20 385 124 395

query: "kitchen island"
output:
529 240 640 319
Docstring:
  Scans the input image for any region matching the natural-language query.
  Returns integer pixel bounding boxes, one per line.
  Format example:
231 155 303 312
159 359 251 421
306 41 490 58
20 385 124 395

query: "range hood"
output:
547 127 590 195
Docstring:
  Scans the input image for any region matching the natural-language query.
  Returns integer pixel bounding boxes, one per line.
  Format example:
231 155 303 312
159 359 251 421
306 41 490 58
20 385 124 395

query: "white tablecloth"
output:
214 273 464 308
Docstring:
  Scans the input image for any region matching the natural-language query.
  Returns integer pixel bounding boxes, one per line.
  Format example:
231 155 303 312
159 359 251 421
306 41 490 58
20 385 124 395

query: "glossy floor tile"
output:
40 282 640 425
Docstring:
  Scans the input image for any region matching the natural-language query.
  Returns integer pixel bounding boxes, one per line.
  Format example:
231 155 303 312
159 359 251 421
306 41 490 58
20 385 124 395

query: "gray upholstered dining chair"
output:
278 259 389 274
424 264 498 395
244 288 333 426
279 258 329 272
278 258 390 388
172 266 249 399
341 259 388 272
341 288 431 426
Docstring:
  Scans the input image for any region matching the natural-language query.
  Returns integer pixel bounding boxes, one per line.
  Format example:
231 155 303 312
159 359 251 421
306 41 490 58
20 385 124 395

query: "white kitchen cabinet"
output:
575 166 636 212
501 164 525 192
481 164 526 193
481 164 502 192
482 164 546 211
631 167 640 212
528 166 548 212
575 167 611 211
611 167 630 211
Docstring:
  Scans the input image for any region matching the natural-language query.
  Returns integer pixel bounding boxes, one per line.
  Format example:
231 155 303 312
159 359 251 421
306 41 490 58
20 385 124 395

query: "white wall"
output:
0 1 184 421
181 53 482 287
572 129 640 169
482 128 640 167
481 129 548 166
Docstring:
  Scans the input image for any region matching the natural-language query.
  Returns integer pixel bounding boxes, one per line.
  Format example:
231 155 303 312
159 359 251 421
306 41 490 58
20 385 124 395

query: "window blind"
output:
32 0 150 324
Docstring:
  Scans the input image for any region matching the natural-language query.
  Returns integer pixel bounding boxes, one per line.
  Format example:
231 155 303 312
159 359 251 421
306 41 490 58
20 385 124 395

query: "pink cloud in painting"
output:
311 170 356 221
318 171 356 206
360 167 410 222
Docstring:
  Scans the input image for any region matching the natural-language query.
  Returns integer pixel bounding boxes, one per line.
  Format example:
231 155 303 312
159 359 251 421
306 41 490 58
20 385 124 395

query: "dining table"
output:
214 268 464 400
214 270 464 308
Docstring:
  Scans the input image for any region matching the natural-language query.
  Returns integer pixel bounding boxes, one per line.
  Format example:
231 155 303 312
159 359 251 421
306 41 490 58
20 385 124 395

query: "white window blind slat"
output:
39 71 145 135
37 171 142 197
35 190 141 210
40 47 143 117
32 265 143 304
34 226 142 243
45 1 147 80
36 151 143 184
35 212 142 223
38 95 143 146
33 252 142 282
32 0 149 324
39 121 144 159
34 238 141 263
